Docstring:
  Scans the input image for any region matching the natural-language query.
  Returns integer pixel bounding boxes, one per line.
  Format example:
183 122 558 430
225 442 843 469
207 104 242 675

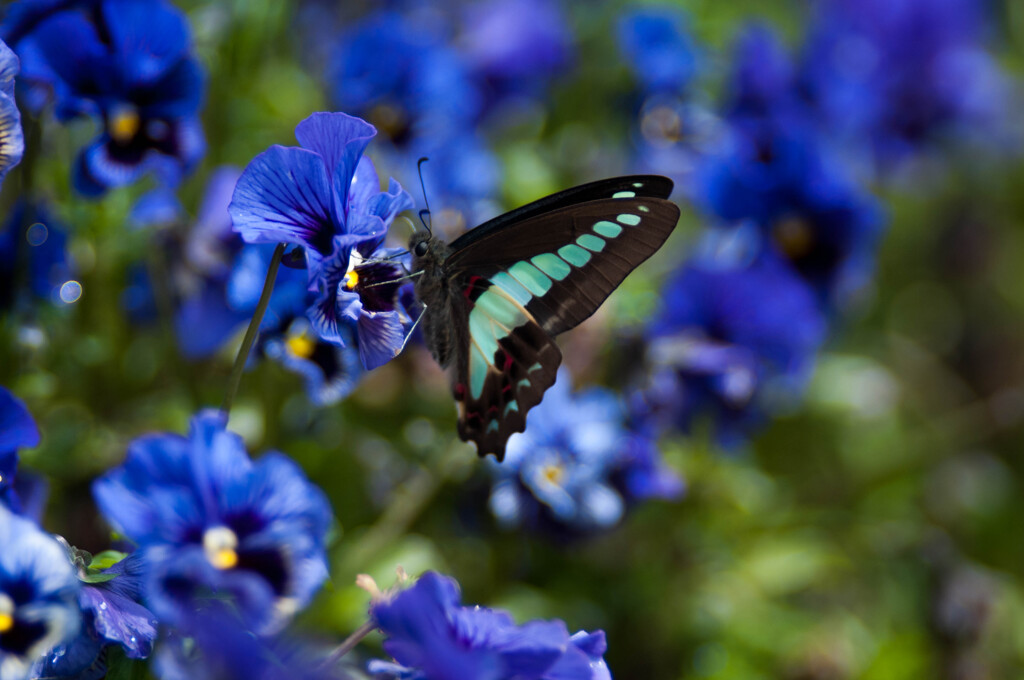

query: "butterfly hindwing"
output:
452 275 561 460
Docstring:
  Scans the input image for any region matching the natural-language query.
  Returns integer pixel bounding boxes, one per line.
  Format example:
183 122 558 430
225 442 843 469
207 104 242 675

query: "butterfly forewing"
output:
448 196 680 336
448 175 674 252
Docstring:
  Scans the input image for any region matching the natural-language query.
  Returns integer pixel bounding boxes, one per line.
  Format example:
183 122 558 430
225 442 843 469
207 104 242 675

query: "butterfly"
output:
409 175 679 461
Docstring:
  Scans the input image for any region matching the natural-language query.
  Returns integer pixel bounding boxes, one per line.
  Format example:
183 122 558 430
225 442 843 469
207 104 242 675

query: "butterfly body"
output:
410 176 680 461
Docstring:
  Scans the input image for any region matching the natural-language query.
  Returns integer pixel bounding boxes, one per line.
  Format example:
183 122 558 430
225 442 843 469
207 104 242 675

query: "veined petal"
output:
356 308 405 370
0 39 18 99
293 111 376 210
103 0 189 86
229 145 336 254
367 177 415 227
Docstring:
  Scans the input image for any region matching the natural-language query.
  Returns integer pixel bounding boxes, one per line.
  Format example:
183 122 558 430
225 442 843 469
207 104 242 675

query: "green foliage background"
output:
3 1 1024 678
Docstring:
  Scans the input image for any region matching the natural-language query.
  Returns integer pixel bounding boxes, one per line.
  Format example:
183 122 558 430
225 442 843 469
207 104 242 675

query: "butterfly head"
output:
408 229 450 273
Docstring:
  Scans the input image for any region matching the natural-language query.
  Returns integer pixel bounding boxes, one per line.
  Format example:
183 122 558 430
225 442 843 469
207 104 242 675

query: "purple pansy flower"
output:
489 369 682 532
229 112 415 370
369 571 610 680
0 504 81 680
637 253 827 447
0 38 23 187
9 0 205 194
0 386 47 520
36 551 158 680
92 410 332 634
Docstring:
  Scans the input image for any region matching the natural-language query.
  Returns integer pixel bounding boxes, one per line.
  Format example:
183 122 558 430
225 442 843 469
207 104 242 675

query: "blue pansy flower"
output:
154 601 343 680
0 201 74 311
696 27 885 308
37 551 157 680
327 9 502 231
230 112 415 370
488 370 682 532
617 6 697 95
801 0 1009 163
369 571 610 680
263 318 364 407
0 38 23 187
458 0 573 103
0 386 44 519
12 0 205 194
0 504 81 680
92 410 332 634
638 254 826 447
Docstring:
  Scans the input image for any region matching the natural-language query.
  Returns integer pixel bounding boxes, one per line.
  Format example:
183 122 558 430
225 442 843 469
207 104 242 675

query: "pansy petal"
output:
21 10 111 96
293 111 376 207
103 0 189 86
142 55 205 119
74 135 147 196
174 285 247 359
0 39 18 98
356 309 405 370
229 145 336 254
366 177 415 227
0 386 40 451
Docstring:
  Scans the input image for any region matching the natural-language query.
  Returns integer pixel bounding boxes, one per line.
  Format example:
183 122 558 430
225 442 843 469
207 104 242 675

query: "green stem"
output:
220 242 286 415
320 619 377 668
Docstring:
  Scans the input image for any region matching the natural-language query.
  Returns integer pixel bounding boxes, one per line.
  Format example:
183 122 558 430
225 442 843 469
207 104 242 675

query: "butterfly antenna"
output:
393 303 427 358
417 156 433 234
361 270 423 289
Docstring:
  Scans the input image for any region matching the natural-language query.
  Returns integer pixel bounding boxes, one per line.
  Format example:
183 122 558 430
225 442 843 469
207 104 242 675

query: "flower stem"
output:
321 619 377 668
220 242 286 415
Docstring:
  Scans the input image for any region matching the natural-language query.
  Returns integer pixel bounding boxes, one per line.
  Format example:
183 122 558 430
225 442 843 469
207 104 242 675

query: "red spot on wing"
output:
501 350 513 372
454 383 466 399
464 275 483 304
487 406 499 415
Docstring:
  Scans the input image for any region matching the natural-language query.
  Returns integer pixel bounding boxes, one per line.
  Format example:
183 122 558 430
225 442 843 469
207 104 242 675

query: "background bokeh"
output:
3 0 1024 678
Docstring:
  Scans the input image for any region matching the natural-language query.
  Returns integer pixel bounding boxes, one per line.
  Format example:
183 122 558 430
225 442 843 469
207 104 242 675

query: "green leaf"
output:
89 550 128 571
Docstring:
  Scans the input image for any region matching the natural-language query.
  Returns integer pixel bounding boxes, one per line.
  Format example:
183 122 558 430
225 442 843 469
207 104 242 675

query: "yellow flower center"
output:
542 463 565 487
108 105 141 144
774 217 814 259
203 526 239 570
0 593 14 633
344 268 359 290
286 332 316 360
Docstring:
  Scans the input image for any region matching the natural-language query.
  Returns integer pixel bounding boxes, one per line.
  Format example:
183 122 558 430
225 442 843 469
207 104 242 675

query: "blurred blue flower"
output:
263 318 365 407
326 8 501 229
37 551 157 680
488 370 682 531
369 571 609 680
696 27 885 308
0 386 44 519
92 410 332 634
617 6 696 95
459 0 573 101
230 112 415 370
11 0 205 194
154 601 343 680
0 201 75 310
801 0 1010 163
0 39 23 187
0 504 81 680
638 254 827 447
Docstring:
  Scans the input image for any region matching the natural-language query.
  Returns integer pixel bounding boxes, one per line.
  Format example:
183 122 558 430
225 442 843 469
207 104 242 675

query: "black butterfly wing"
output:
448 175 674 252
448 195 681 335
444 184 680 459
451 276 562 460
